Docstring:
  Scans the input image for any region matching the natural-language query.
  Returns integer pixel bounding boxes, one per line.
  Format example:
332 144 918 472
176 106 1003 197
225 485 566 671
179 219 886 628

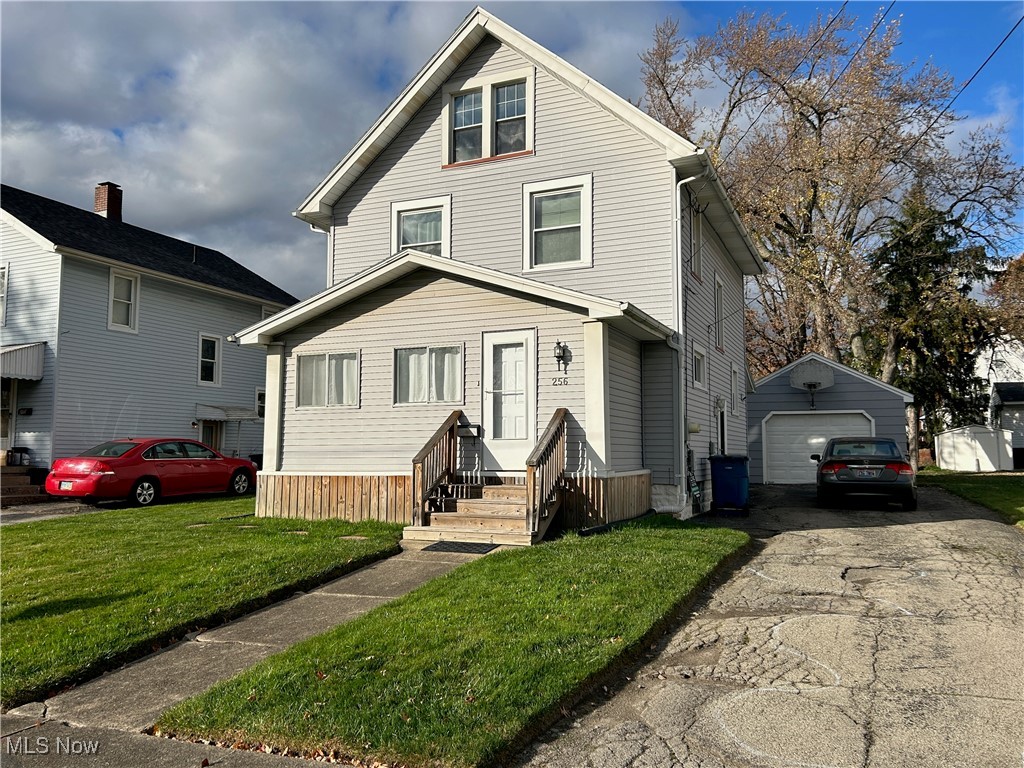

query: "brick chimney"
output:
94 182 122 222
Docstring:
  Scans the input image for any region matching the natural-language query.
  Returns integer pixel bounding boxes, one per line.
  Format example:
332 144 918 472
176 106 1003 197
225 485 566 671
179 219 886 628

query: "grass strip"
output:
918 469 1024 527
156 516 749 767
0 498 404 708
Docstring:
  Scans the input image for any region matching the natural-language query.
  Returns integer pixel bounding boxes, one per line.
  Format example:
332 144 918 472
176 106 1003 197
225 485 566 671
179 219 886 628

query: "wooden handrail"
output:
525 408 568 533
411 410 462 526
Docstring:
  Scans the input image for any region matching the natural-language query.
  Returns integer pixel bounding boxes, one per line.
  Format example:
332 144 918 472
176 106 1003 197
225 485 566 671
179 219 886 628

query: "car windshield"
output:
830 440 900 458
79 441 139 458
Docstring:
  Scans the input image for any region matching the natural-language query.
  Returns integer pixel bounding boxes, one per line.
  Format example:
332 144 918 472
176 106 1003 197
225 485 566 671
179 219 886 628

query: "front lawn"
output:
0 498 403 708
918 469 1024 527
157 516 749 767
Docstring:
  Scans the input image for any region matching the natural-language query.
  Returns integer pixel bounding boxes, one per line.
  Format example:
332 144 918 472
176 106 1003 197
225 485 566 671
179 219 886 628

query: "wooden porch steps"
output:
0 467 49 507
403 482 537 546
401 525 533 547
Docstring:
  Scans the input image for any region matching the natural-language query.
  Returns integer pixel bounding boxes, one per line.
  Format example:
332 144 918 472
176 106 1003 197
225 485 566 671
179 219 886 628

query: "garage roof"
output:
756 353 913 404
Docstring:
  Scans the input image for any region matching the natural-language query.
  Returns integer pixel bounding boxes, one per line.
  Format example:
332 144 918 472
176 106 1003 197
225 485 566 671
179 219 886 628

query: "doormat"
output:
422 541 498 554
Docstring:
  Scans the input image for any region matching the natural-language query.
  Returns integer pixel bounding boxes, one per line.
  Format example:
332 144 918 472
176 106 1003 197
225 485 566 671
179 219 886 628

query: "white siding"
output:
642 342 677 484
0 220 61 466
53 257 269 460
329 35 676 326
278 270 588 474
608 328 642 470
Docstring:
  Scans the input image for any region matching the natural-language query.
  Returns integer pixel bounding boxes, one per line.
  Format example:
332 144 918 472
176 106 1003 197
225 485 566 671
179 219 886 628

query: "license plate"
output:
59 481 73 491
855 469 879 479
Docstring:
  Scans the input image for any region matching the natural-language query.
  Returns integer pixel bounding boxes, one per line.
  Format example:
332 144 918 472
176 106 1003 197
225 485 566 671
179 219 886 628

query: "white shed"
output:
934 425 1014 472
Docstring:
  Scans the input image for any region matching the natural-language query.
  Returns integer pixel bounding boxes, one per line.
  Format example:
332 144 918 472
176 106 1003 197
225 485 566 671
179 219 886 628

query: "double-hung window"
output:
391 196 451 258
297 352 359 408
522 175 593 271
442 69 533 166
199 334 221 386
108 270 139 332
0 264 7 326
731 364 741 414
395 345 462 405
692 343 707 391
691 207 703 280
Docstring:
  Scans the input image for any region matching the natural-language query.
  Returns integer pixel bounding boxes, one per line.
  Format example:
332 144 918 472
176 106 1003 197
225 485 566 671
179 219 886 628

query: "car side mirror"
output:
810 454 821 462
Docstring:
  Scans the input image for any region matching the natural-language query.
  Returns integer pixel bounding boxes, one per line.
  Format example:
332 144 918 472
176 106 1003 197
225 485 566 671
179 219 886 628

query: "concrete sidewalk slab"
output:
311 556 461 598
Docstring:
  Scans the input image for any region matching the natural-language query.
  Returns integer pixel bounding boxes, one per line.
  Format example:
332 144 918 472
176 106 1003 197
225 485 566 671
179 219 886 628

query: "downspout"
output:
674 169 708 508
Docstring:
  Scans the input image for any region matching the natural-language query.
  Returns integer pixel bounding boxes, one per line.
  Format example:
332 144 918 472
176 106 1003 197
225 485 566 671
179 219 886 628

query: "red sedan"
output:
45 438 257 506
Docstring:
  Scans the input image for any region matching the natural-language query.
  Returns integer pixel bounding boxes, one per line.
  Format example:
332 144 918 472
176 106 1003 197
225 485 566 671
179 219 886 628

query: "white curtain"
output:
298 355 326 407
397 348 428 403
329 353 358 406
431 346 461 402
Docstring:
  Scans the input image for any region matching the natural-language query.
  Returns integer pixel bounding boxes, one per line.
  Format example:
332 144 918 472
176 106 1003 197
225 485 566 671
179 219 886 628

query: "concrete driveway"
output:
517 485 1024 768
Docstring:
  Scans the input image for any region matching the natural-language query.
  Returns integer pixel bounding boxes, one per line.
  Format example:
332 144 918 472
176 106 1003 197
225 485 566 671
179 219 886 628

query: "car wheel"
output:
229 470 252 496
132 478 159 507
902 495 918 512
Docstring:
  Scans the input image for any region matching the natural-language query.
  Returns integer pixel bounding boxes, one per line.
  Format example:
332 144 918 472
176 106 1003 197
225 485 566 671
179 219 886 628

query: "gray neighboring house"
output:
746 353 913 484
0 182 297 469
990 382 1024 468
236 7 764 543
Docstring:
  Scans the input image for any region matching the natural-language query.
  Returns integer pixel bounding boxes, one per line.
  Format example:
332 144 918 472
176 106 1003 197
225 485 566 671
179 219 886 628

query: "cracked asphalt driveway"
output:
516 485 1024 768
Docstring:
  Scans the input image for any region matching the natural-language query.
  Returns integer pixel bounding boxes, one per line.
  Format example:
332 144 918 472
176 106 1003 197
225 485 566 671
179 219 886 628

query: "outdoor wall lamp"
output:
190 420 199 429
553 340 567 372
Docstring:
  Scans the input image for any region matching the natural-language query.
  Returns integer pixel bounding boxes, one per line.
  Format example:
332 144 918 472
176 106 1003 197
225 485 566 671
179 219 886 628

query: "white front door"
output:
482 330 536 470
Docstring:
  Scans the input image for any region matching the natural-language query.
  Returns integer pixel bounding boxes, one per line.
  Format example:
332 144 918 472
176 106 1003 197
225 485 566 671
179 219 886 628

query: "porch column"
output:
262 342 285 472
583 321 609 472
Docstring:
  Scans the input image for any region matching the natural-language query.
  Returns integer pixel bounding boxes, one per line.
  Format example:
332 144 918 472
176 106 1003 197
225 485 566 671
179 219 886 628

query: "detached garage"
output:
747 354 913 484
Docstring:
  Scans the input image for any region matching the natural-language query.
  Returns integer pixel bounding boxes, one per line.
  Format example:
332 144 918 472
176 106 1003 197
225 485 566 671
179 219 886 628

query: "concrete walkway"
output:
0 500 100 526
515 485 1024 768
2 542 484 766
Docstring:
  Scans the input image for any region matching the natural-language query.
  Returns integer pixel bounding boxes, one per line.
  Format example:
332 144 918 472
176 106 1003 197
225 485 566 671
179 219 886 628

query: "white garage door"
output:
765 412 873 484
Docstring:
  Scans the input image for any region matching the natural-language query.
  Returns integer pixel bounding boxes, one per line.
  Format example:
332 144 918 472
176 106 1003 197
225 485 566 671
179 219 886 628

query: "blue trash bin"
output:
709 454 750 514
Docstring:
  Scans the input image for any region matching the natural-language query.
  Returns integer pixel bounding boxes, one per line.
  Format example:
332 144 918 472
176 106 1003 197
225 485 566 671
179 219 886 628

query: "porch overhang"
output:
235 250 675 347
1 342 45 380
195 404 260 422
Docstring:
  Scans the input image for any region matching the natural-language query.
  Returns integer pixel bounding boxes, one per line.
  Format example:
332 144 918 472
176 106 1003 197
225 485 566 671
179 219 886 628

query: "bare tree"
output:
640 10 1024 371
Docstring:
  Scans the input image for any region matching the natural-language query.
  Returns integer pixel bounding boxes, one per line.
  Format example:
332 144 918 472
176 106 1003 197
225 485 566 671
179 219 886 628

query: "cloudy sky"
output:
2 1 1021 301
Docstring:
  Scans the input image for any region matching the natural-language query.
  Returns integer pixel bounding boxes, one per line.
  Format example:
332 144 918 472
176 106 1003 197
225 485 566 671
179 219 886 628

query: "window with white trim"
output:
731 364 741 414
297 352 359 408
256 388 266 419
692 343 707 390
394 345 463 404
442 69 534 165
261 306 276 320
391 196 451 258
690 208 703 279
714 276 725 349
0 264 7 326
522 175 593 271
198 334 221 386
108 270 139 332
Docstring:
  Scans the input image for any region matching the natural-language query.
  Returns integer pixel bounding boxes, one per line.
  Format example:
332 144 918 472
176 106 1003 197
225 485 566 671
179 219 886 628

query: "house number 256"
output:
551 377 569 386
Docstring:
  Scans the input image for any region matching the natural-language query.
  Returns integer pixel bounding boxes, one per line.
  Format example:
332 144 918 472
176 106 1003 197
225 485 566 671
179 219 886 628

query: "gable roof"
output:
236 249 675 346
755 352 914 404
294 6 763 275
1 184 297 307
993 382 1024 403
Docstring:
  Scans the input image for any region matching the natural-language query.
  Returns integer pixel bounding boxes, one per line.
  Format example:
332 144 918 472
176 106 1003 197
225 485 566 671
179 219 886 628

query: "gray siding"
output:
53 256 269 461
278 270 588 474
642 342 678 484
608 328 642 471
329 35 676 327
746 365 910 484
0 220 61 466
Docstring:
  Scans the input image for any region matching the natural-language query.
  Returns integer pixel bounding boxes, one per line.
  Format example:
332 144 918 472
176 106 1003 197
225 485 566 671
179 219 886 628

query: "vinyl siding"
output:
608 328 642 470
746 367 910 483
642 342 678 484
329 35 675 326
0 220 61 465
278 270 588 474
53 256 269 460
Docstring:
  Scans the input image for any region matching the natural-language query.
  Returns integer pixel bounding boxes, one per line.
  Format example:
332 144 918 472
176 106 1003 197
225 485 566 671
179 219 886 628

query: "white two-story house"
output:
1 182 296 472
238 7 763 544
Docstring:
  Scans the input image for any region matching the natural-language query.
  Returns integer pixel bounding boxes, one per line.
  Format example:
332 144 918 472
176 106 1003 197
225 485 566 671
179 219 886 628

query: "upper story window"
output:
731 363 741 414
108 270 139 333
714 276 725 349
297 352 359 408
442 68 534 167
199 334 221 386
392 196 451 259
522 175 593 272
395 345 463 405
692 343 707 391
0 264 8 326
691 208 704 280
